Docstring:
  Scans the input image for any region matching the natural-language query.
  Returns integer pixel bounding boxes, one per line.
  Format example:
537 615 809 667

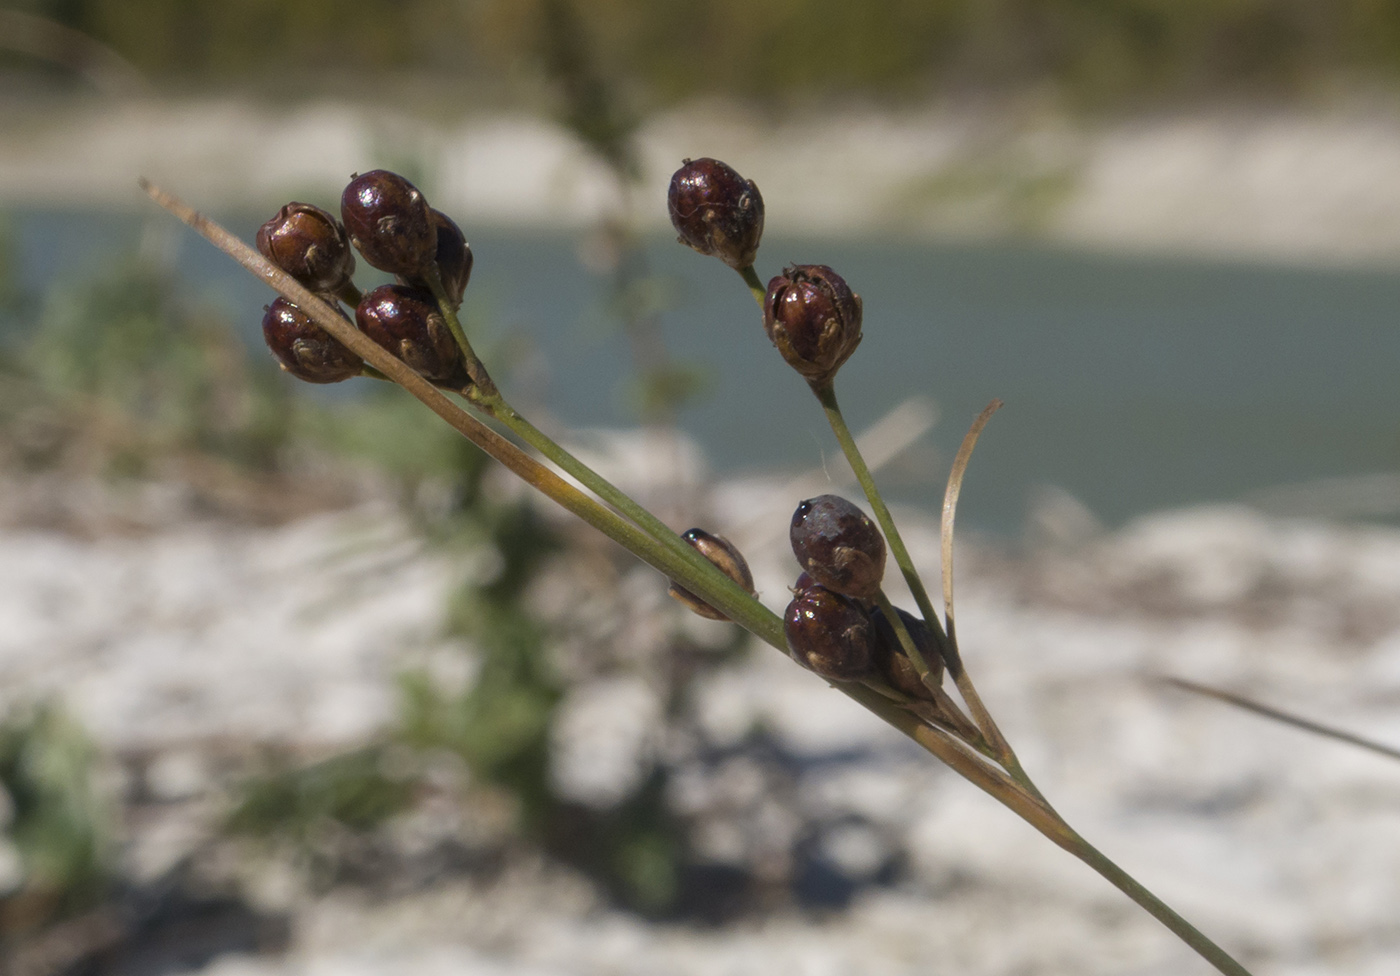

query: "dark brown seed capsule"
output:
401 209 473 308
261 297 362 384
667 157 764 270
870 605 942 700
341 170 436 276
763 265 862 385
256 202 356 293
355 284 464 385
668 528 756 621
790 495 886 600
784 580 874 682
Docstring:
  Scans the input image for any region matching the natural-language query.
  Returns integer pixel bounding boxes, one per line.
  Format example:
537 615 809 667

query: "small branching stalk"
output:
142 155 1254 976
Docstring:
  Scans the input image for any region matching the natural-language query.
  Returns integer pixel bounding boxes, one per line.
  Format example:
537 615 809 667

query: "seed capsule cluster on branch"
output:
256 170 474 387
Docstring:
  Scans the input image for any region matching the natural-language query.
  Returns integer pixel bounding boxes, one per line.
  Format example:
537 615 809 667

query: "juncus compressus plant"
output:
142 159 1253 975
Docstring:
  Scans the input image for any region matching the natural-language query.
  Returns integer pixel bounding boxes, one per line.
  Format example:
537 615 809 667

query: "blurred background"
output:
1 1 1400 974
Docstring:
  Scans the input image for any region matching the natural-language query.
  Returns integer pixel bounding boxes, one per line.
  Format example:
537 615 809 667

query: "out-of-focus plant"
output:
20 258 293 474
0 704 110 938
23 0 1400 109
538 0 709 429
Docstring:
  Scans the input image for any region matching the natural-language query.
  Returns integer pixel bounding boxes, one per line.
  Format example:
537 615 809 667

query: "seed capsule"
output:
667 157 764 270
261 297 362 384
341 170 436 276
870 605 942 700
256 202 356 293
401 209 473 309
355 284 464 385
668 529 756 621
790 495 886 600
784 578 874 682
763 265 862 385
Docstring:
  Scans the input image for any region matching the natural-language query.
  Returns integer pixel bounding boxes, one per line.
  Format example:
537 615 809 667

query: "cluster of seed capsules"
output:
669 496 941 703
257 169 474 388
667 157 942 701
254 160 940 703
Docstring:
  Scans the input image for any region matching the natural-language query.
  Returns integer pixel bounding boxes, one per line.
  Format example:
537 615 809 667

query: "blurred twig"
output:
1162 675 1400 763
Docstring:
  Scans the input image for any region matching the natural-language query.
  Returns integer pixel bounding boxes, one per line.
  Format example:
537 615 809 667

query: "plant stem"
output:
813 382 938 623
470 391 756 610
739 264 766 307
423 269 498 396
873 589 939 692
419 264 740 605
1063 831 1254 976
862 693 1254 976
813 379 1016 762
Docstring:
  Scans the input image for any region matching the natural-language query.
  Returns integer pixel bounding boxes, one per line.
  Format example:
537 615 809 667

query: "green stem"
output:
872 589 938 692
875 700 1254 976
739 264 766 307
422 266 731 606
423 272 741 612
814 382 943 638
423 269 498 397
1063 831 1254 976
814 379 1016 763
470 392 754 613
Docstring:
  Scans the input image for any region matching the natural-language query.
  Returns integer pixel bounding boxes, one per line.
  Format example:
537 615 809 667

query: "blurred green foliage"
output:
16 0 1400 108
0 704 109 933
225 746 417 843
23 258 294 471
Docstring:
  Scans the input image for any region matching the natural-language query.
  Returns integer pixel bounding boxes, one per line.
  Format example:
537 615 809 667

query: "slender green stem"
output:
882 707 1254 976
814 379 1016 763
813 381 944 639
873 589 939 692
739 264 766 307
422 269 745 610
469 391 756 614
422 264 730 604
1062 830 1254 976
423 268 498 397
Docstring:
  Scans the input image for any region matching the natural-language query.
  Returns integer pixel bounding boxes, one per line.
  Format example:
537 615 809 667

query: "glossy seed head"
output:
256 202 356 293
667 157 764 270
261 297 362 383
355 284 464 385
668 528 756 621
790 494 886 600
401 209 473 308
341 170 436 276
870 605 942 700
784 578 875 681
763 264 862 385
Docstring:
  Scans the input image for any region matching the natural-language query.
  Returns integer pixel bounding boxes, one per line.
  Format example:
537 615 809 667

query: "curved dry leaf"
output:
941 399 1002 633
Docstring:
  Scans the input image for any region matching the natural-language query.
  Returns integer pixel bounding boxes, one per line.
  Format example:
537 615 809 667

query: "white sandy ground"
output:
1 437 1399 975
9 96 1400 264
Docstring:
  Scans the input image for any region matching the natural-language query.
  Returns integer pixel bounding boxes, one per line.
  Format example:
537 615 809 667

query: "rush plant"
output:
142 160 1253 976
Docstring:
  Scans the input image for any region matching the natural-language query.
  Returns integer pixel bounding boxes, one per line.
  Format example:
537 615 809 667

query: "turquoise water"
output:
10 209 1400 535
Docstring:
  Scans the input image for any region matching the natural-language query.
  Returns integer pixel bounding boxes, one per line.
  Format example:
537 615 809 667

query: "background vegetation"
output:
8 0 1400 109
